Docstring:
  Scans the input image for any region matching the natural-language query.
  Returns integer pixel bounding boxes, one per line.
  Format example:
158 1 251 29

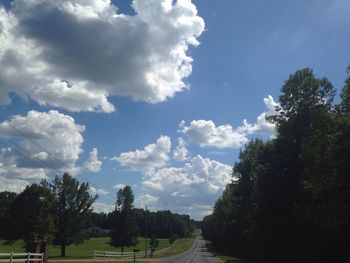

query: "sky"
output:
0 0 349 220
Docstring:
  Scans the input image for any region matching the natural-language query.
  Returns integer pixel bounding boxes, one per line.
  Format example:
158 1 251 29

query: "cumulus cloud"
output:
112 135 171 175
0 175 30 193
135 194 159 210
179 96 278 150
0 110 85 192
172 137 189 161
0 0 205 112
238 95 278 137
141 154 232 219
93 202 114 213
113 183 126 190
179 120 248 149
83 148 102 173
89 186 109 196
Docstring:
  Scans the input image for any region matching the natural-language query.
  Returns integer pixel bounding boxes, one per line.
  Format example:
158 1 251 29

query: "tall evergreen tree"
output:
110 186 138 252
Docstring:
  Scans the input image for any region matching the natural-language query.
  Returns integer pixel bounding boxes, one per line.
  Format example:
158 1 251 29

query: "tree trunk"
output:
43 241 48 263
60 244 66 257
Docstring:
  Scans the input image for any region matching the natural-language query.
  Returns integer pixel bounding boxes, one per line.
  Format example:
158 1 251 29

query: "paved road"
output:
157 235 222 263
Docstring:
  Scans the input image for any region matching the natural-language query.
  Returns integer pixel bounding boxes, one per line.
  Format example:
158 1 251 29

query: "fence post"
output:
9 252 13 263
26 252 30 263
41 253 44 263
93 250 95 259
104 251 106 259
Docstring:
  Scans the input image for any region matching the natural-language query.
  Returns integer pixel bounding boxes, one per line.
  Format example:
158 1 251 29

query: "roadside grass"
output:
153 238 195 258
205 241 258 263
0 237 169 259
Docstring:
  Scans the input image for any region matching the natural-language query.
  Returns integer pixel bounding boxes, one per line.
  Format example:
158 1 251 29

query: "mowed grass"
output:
154 238 195 258
0 237 170 259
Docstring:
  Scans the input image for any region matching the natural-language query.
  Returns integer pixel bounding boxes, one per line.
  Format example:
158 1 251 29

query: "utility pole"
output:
144 206 148 258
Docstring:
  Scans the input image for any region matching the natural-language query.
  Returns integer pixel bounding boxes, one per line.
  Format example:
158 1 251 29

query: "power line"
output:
0 109 116 206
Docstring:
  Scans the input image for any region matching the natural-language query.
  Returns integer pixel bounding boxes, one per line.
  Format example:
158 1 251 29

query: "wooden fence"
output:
0 253 44 263
93 240 176 259
93 250 145 259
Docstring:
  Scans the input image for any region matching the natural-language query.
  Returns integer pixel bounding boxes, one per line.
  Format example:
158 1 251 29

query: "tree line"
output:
90 186 197 252
202 67 350 263
0 175 197 256
89 209 197 239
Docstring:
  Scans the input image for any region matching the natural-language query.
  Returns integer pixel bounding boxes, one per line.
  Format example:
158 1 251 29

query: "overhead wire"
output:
0 107 116 206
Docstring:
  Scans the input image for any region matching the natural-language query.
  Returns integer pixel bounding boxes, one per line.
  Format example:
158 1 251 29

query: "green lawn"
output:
0 237 169 259
153 238 195 258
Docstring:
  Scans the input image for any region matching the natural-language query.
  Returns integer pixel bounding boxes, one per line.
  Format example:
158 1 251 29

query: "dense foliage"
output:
89 208 197 239
0 181 196 255
51 173 97 256
202 68 350 263
0 173 97 256
110 186 138 252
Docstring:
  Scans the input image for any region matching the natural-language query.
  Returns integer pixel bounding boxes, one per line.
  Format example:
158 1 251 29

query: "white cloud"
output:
179 96 278 151
141 154 232 219
179 120 248 149
172 137 189 161
238 95 278 137
33 80 115 113
92 202 115 213
113 183 126 189
0 0 204 112
0 175 29 193
135 194 159 210
83 148 102 173
112 135 171 175
89 186 109 196
0 110 85 191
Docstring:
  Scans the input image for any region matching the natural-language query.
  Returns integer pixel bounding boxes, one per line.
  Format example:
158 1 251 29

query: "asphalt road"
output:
157 235 222 263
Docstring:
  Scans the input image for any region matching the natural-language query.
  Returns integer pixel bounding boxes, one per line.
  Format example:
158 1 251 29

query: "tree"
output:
168 235 177 248
340 65 350 113
0 191 17 239
203 67 350 262
6 182 55 252
51 173 97 257
149 234 159 257
116 186 134 212
110 186 138 252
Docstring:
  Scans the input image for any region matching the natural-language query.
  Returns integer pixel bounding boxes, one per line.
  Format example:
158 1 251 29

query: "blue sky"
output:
0 0 349 219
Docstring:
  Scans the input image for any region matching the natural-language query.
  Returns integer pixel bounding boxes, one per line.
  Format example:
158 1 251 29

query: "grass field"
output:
0 237 170 259
153 238 195 258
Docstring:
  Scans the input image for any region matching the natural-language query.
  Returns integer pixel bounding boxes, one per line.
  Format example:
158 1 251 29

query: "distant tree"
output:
149 234 159 257
116 186 134 212
169 235 177 248
110 186 138 252
51 173 97 257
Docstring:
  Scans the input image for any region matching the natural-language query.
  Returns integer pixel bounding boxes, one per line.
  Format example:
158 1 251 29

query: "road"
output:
157 235 222 263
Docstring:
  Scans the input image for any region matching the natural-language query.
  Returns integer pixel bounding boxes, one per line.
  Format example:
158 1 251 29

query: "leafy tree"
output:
149 234 159 257
340 65 350 113
51 173 97 257
0 191 17 238
6 182 55 252
204 67 350 262
110 186 138 252
168 235 177 248
116 185 134 212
